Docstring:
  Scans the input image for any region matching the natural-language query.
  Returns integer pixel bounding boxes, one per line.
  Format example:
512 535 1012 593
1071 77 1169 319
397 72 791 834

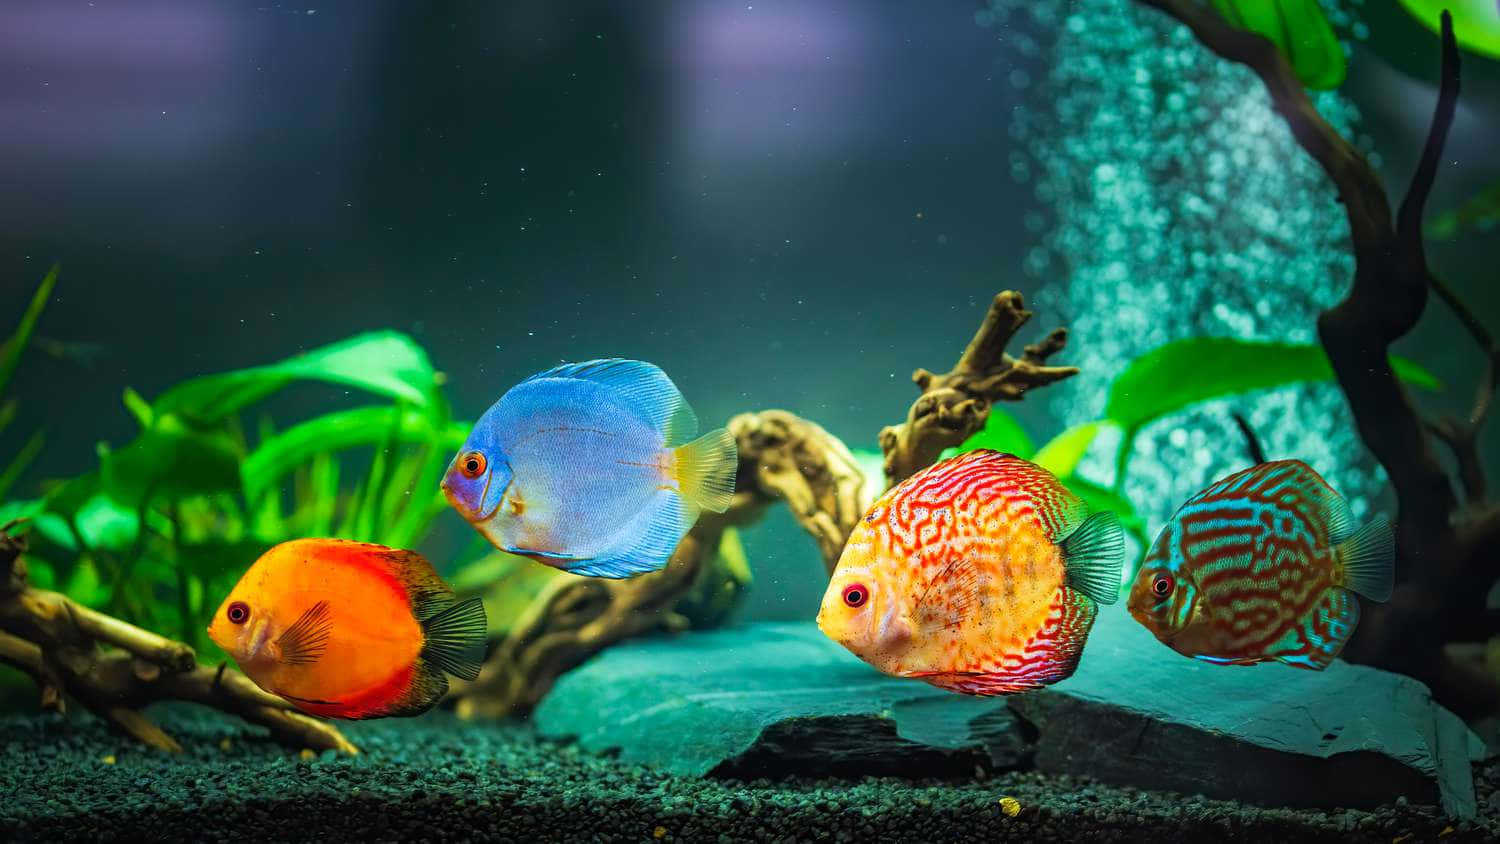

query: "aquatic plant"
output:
0 267 56 506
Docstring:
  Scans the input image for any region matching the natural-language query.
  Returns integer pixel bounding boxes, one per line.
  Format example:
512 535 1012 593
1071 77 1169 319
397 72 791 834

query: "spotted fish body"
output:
818 449 1124 696
1127 460 1394 670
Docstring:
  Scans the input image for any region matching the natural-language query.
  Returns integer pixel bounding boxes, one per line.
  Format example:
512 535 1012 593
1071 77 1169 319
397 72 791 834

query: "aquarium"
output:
2 1 1498 841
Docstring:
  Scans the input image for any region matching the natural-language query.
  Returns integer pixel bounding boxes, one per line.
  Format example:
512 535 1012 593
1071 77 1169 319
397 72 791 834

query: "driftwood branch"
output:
0 522 356 754
1136 4 1497 713
880 292 1076 485
457 291 1074 719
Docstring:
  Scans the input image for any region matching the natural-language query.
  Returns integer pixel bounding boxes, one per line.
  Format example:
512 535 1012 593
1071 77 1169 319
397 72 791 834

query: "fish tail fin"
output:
673 427 737 514
1059 511 1125 605
419 596 488 681
1336 515 1394 602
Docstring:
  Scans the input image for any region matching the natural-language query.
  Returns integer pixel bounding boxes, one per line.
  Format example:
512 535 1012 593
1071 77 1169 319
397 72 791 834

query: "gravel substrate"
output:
2 705 1496 843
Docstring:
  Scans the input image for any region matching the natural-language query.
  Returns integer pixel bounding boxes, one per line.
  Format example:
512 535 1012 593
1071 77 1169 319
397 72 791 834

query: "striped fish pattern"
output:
1126 459 1394 670
817 449 1123 695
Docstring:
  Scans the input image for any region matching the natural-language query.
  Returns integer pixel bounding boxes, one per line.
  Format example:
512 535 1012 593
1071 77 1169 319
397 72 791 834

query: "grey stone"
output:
534 611 1482 818
533 622 1027 778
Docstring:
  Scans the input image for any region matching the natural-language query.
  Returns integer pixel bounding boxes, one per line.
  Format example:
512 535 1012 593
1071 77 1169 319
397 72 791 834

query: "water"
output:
2 1 1498 839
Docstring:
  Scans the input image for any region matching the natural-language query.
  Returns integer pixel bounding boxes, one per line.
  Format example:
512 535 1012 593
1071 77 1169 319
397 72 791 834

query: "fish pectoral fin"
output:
277 600 333 665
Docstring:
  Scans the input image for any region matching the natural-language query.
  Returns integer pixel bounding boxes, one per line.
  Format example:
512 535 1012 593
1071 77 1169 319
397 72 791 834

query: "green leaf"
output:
152 331 440 424
0 264 57 401
241 405 465 501
74 493 139 552
1104 338 1441 437
175 539 270 581
952 408 1036 459
122 387 154 429
100 416 243 507
1211 0 1346 89
61 557 110 608
1398 0 1500 60
1426 179 1500 241
1032 421 1107 478
0 428 44 502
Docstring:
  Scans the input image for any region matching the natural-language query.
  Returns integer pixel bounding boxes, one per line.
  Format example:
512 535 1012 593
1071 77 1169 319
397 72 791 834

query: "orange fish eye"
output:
459 451 487 479
842 583 868 608
1151 573 1175 599
227 601 250 625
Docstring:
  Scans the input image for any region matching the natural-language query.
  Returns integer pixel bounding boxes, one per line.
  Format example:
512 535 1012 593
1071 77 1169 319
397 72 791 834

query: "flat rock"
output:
535 611 1483 817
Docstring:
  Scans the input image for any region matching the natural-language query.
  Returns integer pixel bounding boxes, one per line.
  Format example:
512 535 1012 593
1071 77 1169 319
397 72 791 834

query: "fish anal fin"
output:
562 491 692 579
522 358 698 446
913 587 1098 695
1269 587 1360 671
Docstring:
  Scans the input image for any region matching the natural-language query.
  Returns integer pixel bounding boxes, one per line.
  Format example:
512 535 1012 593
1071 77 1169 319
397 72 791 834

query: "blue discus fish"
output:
441 359 737 579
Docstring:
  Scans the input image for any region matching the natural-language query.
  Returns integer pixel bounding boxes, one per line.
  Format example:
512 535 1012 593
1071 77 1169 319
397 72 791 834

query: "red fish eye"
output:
842 583 868 608
226 601 250 625
1151 574 1175 599
459 451 487 479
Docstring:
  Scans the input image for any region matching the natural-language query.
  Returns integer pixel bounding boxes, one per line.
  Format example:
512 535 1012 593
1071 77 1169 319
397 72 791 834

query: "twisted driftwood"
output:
0 521 356 754
457 292 1075 718
1138 3 1498 714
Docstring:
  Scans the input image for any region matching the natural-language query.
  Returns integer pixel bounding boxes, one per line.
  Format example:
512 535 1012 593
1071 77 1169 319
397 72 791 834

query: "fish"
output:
207 538 488 720
817 449 1124 695
1126 459 1394 670
441 358 738 579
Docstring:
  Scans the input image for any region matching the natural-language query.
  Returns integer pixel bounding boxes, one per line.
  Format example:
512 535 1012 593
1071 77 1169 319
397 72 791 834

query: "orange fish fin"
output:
913 587 1098 695
961 450 1085 542
914 552 987 633
276 600 332 665
361 664 452 719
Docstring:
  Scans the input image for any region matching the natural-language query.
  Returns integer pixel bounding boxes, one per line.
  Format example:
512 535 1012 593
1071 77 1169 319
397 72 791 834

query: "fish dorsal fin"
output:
960 450 1086 542
522 358 698 447
1194 460 1355 543
276 600 333 665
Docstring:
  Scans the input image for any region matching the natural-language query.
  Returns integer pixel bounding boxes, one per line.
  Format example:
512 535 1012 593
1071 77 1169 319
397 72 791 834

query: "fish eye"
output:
459 451 487 479
842 583 868 608
1151 573 1175 599
226 601 250 625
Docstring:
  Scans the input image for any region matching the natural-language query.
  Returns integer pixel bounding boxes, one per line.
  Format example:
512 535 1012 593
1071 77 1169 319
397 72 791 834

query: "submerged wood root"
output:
457 291 1075 719
0 522 356 754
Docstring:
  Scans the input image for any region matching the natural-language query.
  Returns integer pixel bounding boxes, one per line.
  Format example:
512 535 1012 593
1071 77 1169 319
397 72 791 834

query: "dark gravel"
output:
2 705 1495 843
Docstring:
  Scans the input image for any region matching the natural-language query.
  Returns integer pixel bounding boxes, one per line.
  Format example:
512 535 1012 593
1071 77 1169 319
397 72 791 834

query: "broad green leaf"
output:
0 264 57 401
75 493 139 552
61 557 109 607
1105 338 1441 437
1398 0 1500 60
1211 0 1346 89
952 408 1035 459
152 331 439 424
241 406 468 500
100 416 243 506
1426 179 1500 241
1032 421 1108 478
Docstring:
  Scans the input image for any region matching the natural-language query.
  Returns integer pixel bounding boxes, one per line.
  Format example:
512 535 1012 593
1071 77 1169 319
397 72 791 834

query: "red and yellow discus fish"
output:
208 539 487 720
818 449 1125 695
1126 460 1394 670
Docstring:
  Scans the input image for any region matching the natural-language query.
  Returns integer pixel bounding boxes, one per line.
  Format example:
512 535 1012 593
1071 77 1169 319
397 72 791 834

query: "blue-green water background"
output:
1 0 1496 622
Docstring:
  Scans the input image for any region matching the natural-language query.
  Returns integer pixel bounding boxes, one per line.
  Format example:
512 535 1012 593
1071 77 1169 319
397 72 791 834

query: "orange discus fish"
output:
207 539 487 720
818 449 1124 695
